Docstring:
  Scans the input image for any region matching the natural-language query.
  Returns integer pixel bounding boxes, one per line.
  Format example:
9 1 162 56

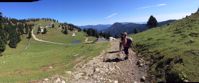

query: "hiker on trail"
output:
119 32 133 60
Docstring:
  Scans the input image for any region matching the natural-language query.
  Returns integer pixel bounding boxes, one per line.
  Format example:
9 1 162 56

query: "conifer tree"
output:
0 12 6 55
147 15 158 28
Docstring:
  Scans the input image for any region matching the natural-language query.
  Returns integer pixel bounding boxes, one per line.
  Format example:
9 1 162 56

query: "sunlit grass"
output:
131 13 199 82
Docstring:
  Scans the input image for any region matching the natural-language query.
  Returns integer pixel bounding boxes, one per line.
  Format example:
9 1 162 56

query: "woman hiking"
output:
119 32 133 60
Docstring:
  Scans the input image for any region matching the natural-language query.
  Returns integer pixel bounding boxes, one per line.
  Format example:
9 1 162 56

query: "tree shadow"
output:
107 50 120 53
104 58 124 62
104 50 125 62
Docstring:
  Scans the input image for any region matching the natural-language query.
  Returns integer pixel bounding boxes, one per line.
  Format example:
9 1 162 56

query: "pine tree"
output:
63 28 68 34
104 32 111 39
0 12 6 55
147 15 158 28
24 24 29 34
27 26 32 39
0 12 2 21
83 29 87 32
52 24 55 28
8 26 21 48
27 31 32 39
37 27 41 34
17 24 25 35
42 28 47 34
114 35 119 38
134 28 139 34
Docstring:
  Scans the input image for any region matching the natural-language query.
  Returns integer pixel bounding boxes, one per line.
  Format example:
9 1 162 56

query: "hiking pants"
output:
123 47 129 55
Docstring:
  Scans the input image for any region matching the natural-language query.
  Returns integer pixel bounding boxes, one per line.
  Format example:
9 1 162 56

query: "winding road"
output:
31 29 71 46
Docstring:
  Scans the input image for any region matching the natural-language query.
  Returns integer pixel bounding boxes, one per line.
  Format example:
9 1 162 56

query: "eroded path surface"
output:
66 40 147 83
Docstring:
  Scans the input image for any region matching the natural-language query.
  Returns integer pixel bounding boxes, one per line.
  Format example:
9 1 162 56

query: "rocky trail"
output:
34 40 148 83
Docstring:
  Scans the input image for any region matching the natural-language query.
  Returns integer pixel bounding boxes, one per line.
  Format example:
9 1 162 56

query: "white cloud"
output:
105 13 118 19
157 3 167 7
137 3 167 9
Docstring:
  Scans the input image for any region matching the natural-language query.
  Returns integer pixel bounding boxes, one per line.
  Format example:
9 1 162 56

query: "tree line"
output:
83 28 111 39
60 23 81 35
82 15 158 39
0 12 33 56
20 18 58 23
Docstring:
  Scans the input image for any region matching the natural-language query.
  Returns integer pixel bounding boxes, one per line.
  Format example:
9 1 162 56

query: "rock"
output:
61 80 66 83
55 78 61 83
49 66 53 69
140 63 144 67
95 68 100 73
86 69 94 76
84 76 89 80
140 76 146 82
137 59 144 67
100 69 105 74
93 74 98 78
73 54 79 56
114 80 118 83
184 80 189 82
65 71 72 75
108 79 112 82
74 73 84 79
44 78 49 81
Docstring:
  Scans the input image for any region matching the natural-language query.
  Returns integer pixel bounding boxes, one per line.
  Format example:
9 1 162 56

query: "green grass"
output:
0 20 108 83
31 20 96 44
35 28 86 43
0 37 107 83
131 13 199 82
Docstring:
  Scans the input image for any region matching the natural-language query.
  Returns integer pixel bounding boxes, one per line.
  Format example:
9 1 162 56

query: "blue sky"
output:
0 0 199 25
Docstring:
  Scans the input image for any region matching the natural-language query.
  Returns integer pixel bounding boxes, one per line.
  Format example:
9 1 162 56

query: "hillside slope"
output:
132 12 199 82
0 19 108 83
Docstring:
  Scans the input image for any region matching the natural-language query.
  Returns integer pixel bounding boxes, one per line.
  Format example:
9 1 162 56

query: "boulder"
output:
114 80 118 83
140 76 146 82
55 78 61 83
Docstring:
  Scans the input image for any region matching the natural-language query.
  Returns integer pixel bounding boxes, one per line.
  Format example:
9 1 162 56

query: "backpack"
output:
127 37 133 47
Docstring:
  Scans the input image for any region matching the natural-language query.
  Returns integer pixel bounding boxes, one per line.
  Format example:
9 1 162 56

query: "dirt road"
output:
31 30 69 46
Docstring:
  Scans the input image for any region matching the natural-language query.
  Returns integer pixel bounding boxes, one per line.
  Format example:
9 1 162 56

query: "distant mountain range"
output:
80 20 176 37
79 24 111 31
104 22 147 37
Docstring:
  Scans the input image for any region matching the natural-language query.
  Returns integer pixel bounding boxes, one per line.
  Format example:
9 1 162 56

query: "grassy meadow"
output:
0 20 108 83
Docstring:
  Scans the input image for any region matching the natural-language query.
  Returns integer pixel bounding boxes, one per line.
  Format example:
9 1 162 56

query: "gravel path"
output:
66 40 147 83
